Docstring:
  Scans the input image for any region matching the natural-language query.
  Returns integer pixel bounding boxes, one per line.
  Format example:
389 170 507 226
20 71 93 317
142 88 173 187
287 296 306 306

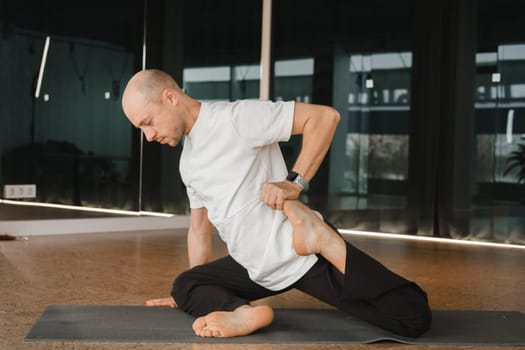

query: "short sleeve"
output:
230 100 295 148
186 186 204 209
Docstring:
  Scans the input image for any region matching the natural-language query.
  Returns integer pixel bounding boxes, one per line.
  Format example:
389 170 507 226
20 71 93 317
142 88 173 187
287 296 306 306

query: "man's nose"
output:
143 128 156 142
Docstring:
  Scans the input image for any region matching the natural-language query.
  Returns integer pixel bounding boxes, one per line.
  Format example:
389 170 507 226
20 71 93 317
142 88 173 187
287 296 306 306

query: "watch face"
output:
287 171 308 191
287 171 299 182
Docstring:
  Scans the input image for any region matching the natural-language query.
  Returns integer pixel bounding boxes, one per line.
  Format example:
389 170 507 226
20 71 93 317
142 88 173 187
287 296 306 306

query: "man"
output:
121 69 431 338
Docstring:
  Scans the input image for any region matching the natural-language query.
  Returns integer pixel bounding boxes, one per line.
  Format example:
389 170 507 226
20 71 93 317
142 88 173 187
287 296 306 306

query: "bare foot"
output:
284 200 347 273
283 200 329 255
192 305 274 338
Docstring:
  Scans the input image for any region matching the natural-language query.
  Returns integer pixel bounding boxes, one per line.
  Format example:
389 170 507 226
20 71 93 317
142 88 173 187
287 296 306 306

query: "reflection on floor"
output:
0 203 126 221
1 228 524 350
319 195 525 245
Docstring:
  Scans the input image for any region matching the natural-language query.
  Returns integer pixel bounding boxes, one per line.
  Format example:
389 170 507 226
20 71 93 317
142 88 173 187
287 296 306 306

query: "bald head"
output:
122 69 182 115
121 69 200 144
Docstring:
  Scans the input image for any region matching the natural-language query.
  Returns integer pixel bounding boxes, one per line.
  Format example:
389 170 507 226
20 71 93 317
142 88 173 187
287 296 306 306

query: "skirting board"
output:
0 215 190 236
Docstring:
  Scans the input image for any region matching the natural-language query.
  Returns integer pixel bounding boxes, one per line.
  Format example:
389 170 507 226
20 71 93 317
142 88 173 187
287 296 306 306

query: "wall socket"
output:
3 184 37 199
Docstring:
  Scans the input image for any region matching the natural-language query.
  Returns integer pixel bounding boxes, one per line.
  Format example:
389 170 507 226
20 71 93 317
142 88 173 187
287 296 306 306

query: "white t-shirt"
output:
179 100 318 291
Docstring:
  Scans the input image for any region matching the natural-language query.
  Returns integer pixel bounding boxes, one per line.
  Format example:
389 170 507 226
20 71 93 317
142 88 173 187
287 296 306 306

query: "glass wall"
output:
2 0 525 246
329 52 412 233
272 0 415 234
0 1 144 211
472 44 525 244
183 64 261 102
274 58 314 172
138 0 263 214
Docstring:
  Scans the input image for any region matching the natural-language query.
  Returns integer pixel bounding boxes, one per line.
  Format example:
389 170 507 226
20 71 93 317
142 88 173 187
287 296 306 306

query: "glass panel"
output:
274 58 314 171
0 1 144 212
272 0 414 234
473 45 525 244
274 58 314 103
330 51 412 232
183 64 261 102
141 0 263 214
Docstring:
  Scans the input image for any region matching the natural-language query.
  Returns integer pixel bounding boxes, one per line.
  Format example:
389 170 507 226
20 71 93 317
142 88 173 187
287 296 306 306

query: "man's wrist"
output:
286 171 309 192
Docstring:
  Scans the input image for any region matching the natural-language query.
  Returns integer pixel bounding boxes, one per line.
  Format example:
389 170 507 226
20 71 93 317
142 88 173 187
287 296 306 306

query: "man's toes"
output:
192 316 207 332
199 329 220 338
209 331 217 337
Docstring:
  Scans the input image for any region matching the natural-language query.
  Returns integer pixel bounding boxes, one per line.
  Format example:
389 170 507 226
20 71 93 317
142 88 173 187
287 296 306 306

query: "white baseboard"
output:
0 215 190 236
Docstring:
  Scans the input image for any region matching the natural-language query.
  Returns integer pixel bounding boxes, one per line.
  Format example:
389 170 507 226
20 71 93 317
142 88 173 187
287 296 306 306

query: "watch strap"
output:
286 171 309 191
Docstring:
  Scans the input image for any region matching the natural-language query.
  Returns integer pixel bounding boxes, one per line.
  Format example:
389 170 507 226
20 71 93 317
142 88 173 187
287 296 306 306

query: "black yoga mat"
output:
25 305 525 345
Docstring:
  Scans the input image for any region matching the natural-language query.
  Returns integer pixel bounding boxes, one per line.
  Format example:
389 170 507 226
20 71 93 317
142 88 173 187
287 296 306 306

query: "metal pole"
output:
259 0 272 100
138 0 148 212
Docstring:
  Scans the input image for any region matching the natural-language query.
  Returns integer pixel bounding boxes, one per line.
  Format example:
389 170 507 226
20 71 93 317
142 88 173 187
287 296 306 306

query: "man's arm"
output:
289 102 341 182
187 207 214 268
261 102 340 210
145 207 213 308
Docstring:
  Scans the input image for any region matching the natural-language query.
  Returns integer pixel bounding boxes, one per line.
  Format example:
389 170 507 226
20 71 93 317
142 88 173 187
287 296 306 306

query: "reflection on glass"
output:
274 58 314 102
273 58 314 171
0 26 139 211
473 44 525 244
183 65 261 102
333 52 411 211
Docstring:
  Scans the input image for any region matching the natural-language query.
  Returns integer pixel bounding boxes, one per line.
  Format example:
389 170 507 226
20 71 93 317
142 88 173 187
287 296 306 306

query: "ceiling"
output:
2 0 525 61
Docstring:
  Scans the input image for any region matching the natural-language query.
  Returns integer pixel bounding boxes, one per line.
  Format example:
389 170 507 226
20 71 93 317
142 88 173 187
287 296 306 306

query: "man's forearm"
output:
259 104 340 211
292 106 340 182
187 207 214 268
187 228 212 268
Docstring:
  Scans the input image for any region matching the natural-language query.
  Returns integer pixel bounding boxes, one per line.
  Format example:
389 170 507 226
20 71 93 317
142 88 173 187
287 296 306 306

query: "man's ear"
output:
163 88 178 105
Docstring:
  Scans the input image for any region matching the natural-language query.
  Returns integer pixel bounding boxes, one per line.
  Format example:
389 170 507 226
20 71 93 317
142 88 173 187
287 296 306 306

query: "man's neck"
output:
182 97 202 135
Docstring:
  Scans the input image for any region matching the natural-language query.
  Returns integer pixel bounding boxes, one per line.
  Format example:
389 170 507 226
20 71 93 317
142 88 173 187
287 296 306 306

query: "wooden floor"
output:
1 227 524 350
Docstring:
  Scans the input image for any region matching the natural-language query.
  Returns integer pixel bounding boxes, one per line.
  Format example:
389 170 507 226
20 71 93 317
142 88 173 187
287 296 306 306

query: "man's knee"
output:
396 300 432 337
171 271 197 307
388 284 432 337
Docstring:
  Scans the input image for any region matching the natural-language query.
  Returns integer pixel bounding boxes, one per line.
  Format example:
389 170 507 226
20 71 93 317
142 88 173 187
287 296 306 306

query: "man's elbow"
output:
332 107 341 124
326 107 340 128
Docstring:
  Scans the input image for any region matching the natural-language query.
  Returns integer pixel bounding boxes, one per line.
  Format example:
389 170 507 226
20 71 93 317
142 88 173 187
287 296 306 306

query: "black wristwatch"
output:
286 171 309 192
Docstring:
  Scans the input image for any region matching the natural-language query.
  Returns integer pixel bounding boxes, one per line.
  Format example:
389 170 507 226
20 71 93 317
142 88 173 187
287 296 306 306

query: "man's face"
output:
124 92 183 147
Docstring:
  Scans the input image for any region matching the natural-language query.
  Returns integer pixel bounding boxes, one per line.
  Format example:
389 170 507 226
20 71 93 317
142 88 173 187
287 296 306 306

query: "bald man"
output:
121 69 431 338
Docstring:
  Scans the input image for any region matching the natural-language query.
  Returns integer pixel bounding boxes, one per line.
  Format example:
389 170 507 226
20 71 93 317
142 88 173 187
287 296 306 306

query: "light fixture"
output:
35 36 51 99
506 109 514 144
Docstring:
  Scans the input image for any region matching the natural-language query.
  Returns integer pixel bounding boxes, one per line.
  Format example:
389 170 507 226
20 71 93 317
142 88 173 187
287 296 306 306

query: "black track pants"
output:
172 239 432 338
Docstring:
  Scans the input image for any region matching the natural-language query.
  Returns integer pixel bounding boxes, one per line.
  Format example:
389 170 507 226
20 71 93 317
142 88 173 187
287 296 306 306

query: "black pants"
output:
172 239 432 338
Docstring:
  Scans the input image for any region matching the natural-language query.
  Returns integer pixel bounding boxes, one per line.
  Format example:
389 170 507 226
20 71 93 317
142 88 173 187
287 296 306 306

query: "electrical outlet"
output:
3 184 37 199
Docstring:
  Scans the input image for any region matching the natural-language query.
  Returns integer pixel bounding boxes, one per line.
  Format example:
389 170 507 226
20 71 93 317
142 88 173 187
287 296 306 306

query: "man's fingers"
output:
146 298 164 306
145 297 177 308
275 196 284 211
261 182 288 210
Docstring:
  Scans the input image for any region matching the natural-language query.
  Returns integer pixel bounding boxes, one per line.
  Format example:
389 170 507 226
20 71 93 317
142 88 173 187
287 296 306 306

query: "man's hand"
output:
260 181 302 210
145 297 178 308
